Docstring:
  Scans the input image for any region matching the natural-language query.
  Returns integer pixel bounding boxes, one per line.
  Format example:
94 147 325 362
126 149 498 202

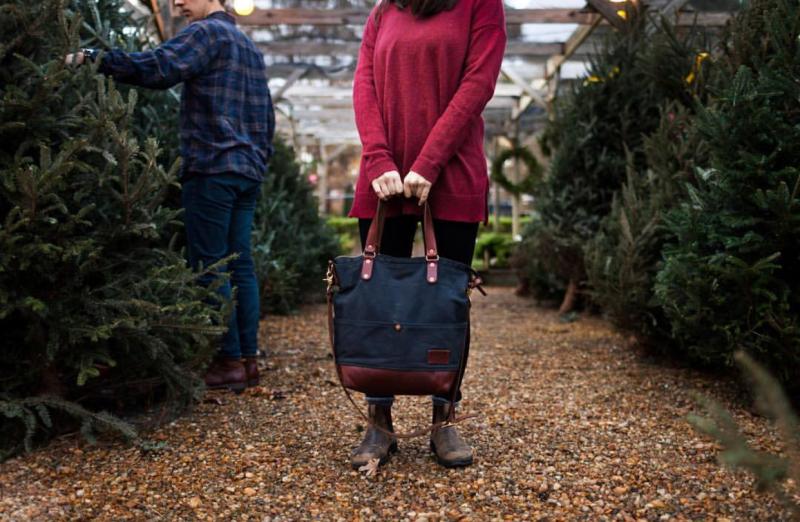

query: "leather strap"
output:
422 203 438 284
361 202 385 280
361 200 439 284
326 260 478 439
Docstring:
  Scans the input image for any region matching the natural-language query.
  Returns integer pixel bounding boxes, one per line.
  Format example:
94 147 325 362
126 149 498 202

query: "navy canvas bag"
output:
325 202 484 432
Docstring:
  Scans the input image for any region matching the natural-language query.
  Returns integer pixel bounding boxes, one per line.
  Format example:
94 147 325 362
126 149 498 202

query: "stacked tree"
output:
0 0 224 458
654 0 800 381
527 11 710 313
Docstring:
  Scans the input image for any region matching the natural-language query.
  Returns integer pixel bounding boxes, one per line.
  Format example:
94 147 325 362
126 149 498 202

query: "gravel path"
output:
0 287 789 521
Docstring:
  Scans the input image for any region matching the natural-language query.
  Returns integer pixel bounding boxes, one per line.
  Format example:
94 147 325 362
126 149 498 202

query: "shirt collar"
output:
206 11 236 24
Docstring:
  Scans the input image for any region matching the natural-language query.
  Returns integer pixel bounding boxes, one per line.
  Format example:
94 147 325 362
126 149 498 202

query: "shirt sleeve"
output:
352 11 400 183
410 0 506 185
98 22 217 89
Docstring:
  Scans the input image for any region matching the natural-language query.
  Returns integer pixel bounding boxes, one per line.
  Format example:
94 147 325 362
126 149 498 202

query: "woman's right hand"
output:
371 171 403 200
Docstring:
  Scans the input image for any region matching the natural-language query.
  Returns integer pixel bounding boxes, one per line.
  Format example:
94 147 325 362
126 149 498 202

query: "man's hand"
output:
371 170 403 200
403 171 432 205
64 52 85 66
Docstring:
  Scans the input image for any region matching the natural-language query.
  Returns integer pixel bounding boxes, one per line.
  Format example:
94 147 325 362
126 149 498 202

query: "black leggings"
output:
358 215 479 266
358 215 479 405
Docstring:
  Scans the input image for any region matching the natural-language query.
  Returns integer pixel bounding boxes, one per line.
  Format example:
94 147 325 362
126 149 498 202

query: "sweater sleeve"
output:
98 22 216 90
410 0 506 185
353 11 400 183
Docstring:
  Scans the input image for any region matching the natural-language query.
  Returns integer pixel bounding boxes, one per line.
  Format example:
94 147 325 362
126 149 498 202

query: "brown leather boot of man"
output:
430 402 473 468
242 357 259 387
204 358 247 394
350 404 398 470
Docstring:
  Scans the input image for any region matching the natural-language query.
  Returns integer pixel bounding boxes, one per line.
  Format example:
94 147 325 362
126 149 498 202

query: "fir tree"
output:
689 352 800 517
654 0 800 383
0 0 225 457
252 138 339 315
585 102 709 346
529 12 708 313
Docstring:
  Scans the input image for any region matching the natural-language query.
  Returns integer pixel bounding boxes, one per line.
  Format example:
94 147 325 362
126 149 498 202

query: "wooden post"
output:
586 0 630 31
511 143 521 239
149 0 167 41
318 140 328 215
492 137 501 233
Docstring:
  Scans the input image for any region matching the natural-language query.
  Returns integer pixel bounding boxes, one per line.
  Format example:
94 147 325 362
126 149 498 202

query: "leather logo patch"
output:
427 349 450 365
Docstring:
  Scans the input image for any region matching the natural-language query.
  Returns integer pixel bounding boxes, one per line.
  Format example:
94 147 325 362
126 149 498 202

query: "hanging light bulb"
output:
233 0 255 16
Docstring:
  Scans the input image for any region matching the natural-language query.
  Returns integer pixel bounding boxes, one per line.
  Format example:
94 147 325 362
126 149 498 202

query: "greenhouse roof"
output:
142 0 736 145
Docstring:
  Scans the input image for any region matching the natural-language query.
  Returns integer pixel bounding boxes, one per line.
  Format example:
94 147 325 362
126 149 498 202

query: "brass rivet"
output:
428 249 435 255
429 262 435 268
394 323 402 331
362 274 369 279
365 259 372 264
428 277 435 282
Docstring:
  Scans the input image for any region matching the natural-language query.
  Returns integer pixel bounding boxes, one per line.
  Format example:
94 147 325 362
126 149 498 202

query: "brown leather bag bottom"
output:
339 365 457 396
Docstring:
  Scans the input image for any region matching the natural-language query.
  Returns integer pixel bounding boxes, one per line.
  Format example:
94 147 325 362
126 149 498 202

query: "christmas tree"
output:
526 11 710 314
0 0 225 458
585 101 709 345
654 0 800 383
252 138 339 315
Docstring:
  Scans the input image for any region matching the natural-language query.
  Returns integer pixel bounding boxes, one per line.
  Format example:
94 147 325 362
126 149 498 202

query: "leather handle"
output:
361 201 385 280
422 203 439 284
361 199 439 284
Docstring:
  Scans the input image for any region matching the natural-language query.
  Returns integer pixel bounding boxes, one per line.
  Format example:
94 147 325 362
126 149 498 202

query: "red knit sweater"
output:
349 0 506 222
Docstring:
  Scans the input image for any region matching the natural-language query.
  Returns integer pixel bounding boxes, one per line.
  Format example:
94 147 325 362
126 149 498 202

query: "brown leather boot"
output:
204 358 247 394
242 357 259 387
430 402 473 468
350 404 398 470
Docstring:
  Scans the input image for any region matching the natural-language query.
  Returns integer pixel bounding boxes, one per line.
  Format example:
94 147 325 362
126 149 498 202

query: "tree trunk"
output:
558 278 579 314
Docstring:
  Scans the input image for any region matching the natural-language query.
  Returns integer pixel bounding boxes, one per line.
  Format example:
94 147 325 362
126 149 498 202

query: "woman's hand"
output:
371 171 404 200
403 171 432 205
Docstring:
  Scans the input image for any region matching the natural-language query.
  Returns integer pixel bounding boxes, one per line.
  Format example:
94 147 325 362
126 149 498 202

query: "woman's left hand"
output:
403 171 432 205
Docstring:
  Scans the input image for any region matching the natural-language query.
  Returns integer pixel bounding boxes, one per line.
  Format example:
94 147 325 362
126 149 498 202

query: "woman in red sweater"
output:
348 0 506 469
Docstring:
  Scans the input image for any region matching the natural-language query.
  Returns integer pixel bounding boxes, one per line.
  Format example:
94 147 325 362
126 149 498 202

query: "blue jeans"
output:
182 173 261 359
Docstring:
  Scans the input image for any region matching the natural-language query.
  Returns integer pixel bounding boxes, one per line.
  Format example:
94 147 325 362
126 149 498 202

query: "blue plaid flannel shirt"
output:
97 11 274 181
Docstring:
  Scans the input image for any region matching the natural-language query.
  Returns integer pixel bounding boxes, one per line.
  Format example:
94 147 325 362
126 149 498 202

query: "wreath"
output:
490 143 542 196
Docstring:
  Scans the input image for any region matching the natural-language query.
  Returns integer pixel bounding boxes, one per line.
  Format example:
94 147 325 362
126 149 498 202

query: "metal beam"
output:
237 7 729 27
257 41 568 58
237 8 597 26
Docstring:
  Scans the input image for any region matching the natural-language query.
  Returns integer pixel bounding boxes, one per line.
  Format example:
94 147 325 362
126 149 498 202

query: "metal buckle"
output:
324 265 335 292
425 254 440 262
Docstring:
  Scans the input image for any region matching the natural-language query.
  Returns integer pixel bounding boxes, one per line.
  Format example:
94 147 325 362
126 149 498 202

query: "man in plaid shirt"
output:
66 0 274 393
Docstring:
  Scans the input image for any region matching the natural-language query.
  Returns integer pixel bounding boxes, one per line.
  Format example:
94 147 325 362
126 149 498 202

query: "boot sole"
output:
206 382 246 394
351 441 398 470
430 440 473 468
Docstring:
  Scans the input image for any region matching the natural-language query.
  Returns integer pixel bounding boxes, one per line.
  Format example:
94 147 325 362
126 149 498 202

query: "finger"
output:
381 179 395 198
392 176 404 195
403 178 413 198
372 180 386 200
418 185 431 205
